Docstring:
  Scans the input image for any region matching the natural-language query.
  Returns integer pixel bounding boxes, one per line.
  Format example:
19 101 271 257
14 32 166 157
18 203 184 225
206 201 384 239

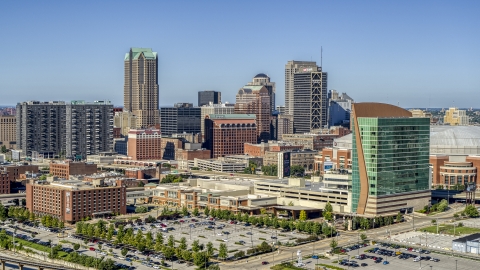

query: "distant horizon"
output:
1 104 479 111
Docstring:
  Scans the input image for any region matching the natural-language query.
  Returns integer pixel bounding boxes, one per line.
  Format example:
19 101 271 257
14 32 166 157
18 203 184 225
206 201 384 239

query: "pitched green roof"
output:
124 48 157 61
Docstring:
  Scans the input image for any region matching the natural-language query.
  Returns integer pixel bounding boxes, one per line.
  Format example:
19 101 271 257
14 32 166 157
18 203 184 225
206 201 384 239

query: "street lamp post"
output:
455 259 458 270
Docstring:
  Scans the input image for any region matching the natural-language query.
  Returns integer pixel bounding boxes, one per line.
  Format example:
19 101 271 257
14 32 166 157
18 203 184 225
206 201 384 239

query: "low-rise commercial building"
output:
26 179 126 223
244 141 303 157
49 161 97 179
254 178 350 213
264 149 318 171
0 171 10 194
452 233 480 254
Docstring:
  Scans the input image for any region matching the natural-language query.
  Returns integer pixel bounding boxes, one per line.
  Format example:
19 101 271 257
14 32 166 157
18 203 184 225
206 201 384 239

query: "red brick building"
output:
26 180 126 223
0 172 10 194
49 161 97 179
0 164 39 181
127 129 162 160
314 148 352 172
204 114 257 158
430 155 480 189
244 142 303 157
177 149 211 160
124 167 157 179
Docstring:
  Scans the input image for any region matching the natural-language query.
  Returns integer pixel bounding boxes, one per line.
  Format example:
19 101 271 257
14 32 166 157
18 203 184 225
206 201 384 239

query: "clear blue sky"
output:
1 1 479 108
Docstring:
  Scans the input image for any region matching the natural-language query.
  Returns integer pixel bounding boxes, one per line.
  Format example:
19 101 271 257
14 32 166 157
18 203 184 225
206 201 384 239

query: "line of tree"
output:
261 164 278 176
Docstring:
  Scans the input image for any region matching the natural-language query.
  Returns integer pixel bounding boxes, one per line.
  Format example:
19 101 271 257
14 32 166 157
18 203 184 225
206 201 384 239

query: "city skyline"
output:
1 1 479 108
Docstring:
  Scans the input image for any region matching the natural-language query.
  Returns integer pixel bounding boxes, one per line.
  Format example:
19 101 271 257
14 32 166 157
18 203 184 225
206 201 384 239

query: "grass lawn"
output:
421 225 480 235
270 262 306 270
15 238 68 258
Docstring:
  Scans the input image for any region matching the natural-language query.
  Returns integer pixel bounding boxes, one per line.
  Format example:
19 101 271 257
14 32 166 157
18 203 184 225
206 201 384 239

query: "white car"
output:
153 266 160 269
223 239 228 242
217 233 223 236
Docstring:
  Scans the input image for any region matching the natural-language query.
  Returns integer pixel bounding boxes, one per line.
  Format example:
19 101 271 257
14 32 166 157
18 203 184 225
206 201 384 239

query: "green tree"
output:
360 233 367 242
163 246 175 260
234 250 245 259
192 240 200 252
437 199 448 212
299 210 307 221
324 202 333 213
330 238 338 251
156 232 164 246
0 203 6 221
182 250 193 262
204 206 210 217
360 218 370 230
193 208 199 217
106 224 114 241
193 252 209 269
288 201 294 206
218 243 228 260
0 145 7 153
182 206 189 217
121 248 128 257
73 243 80 251
291 165 305 176
138 181 145 187
179 237 188 250
464 205 480 218
145 232 154 250
396 212 403 223
206 242 214 257
323 211 333 222
168 235 175 248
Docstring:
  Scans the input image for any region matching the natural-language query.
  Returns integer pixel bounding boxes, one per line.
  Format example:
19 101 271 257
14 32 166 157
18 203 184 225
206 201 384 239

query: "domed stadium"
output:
430 126 480 156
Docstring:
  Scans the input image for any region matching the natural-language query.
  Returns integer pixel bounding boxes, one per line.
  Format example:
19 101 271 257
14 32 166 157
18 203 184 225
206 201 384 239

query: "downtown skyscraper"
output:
124 48 159 128
285 60 328 133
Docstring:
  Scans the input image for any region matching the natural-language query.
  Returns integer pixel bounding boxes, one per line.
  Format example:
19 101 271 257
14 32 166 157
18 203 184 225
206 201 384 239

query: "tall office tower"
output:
198 91 221 107
160 103 201 136
200 102 235 141
247 74 276 113
204 114 257 158
124 48 159 128
235 85 271 142
0 115 16 149
114 111 138 136
351 103 430 216
16 101 67 158
285 61 320 115
66 101 114 159
291 66 328 133
328 90 354 128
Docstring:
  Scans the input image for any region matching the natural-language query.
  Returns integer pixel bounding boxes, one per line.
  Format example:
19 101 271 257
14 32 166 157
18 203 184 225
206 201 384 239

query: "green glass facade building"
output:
351 103 431 215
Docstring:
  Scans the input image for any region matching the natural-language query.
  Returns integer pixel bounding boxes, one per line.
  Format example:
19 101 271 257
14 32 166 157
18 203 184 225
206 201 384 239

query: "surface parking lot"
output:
321 243 480 270
1 216 311 270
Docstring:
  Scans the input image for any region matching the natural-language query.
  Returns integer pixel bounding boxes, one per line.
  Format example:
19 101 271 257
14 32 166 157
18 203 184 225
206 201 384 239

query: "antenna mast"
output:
321 46 323 68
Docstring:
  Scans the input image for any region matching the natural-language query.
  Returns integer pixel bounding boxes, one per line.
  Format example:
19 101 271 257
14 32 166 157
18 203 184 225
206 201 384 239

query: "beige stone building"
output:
0 115 16 149
114 111 137 136
124 48 159 128
444 107 469 126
